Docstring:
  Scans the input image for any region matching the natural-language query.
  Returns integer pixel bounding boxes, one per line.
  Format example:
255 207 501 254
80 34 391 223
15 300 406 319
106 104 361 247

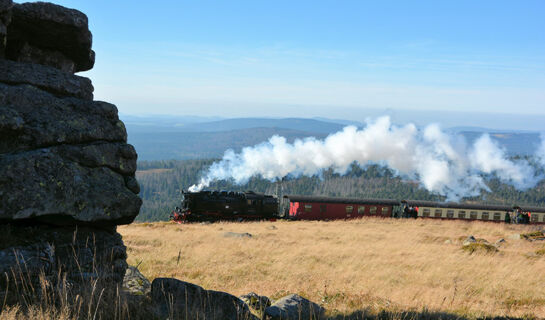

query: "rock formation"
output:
0 0 140 305
151 278 258 320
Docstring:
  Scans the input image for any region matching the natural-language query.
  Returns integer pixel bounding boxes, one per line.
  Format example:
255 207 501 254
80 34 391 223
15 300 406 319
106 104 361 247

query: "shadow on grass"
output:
328 309 528 320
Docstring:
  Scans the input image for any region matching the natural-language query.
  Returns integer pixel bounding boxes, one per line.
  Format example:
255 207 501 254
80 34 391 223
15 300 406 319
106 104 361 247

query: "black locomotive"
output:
171 190 279 223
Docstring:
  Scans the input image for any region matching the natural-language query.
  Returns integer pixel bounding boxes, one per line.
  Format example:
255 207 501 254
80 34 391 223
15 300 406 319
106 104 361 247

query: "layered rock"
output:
0 0 12 58
0 0 140 305
6 1 94 72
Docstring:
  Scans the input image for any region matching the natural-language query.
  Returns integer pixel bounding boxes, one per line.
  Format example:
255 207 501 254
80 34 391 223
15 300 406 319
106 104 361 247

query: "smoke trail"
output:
189 116 542 200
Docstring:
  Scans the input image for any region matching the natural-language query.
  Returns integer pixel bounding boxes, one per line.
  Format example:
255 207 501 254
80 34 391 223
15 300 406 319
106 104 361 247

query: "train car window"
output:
345 206 354 213
434 209 442 217
470 211 477 219
357 206 366 214
304 204 312 212
493 212 501 221
320 204 327 213
446 210 454 218
382 207 389 214
247 200 252 205
531 214 538 222
370 207 377 214
423 208 430 217
482 212 489 220
458 211 466 219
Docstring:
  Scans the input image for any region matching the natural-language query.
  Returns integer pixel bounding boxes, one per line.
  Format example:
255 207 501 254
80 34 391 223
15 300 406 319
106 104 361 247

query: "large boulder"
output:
0 59 93 99
0 1 141 315
265 294 325 320
6 1 94 72
151 278 258 320
0 0 12 58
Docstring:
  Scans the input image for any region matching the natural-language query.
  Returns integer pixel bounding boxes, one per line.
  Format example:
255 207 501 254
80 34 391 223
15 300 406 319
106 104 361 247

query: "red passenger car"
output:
283 195 400 220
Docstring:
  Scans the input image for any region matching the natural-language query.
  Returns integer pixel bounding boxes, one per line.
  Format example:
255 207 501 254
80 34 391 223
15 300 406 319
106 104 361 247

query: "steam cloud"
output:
537 133 545 167
189 116 542 200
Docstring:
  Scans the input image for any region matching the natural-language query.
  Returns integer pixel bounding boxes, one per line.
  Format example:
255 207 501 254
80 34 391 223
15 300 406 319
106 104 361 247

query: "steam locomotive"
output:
170 190 279 222
171 190 545 224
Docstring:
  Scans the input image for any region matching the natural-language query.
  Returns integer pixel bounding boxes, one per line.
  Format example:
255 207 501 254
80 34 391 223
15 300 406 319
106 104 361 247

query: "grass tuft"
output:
461 242 498 254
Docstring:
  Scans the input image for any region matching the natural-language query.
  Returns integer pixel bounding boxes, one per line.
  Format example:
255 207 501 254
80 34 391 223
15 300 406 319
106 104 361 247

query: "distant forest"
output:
135 158 545 222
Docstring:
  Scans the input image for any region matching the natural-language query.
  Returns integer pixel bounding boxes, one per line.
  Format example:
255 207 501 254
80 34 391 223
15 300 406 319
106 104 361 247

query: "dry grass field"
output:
119 218 545 318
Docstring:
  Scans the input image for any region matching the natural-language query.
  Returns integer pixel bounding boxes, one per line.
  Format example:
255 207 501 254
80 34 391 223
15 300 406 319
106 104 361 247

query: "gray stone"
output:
56 142 137 176
223 231 253 238
0 146 141 226
509 233 521 240
0 59 93 99
124 175 141 194
240 292 271 312
11 42 77 73
123 266 151 296
462 235 476 246
6 2 94 72
267 225 278 230
151 278 258 320
265 294 325 320
0 83 126 154
0 0 12 58
495 238 506 246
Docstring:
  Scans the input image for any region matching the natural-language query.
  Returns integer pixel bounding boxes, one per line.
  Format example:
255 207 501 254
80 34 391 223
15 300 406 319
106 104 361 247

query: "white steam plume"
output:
537 133 545 167
189 116 542 200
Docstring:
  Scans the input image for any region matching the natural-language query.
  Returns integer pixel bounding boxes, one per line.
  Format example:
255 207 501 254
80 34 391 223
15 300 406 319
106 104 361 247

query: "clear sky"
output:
48 0 545 121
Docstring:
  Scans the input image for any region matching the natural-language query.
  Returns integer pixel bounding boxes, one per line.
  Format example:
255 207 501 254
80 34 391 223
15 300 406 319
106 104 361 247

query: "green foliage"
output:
135 159 545 222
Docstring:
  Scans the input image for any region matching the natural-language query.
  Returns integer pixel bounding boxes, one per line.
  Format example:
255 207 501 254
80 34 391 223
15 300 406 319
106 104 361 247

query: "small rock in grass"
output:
462 235 476 246
123 266 151 296
495 238 506 246
223 231 252 238
265 293 325 320
239 292 271 311
509 234 521 240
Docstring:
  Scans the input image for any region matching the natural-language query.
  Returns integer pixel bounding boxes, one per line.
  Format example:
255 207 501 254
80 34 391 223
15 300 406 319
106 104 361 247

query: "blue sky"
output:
49 0 545 121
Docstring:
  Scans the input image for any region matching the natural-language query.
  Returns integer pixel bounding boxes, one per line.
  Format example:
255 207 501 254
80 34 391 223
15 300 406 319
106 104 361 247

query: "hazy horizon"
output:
120 108 545 132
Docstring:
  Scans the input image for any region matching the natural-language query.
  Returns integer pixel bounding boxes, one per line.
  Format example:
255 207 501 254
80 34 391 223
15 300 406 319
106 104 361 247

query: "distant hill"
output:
130 127 328 160
123 116 543 160
458 131 541 156
123 116 348 134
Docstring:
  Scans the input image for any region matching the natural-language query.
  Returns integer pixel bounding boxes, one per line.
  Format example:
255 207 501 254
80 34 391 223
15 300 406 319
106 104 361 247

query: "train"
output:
170 190 545 224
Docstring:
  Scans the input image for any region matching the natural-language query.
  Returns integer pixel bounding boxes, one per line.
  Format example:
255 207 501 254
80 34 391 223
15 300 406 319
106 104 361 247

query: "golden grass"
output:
119 218 545 318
